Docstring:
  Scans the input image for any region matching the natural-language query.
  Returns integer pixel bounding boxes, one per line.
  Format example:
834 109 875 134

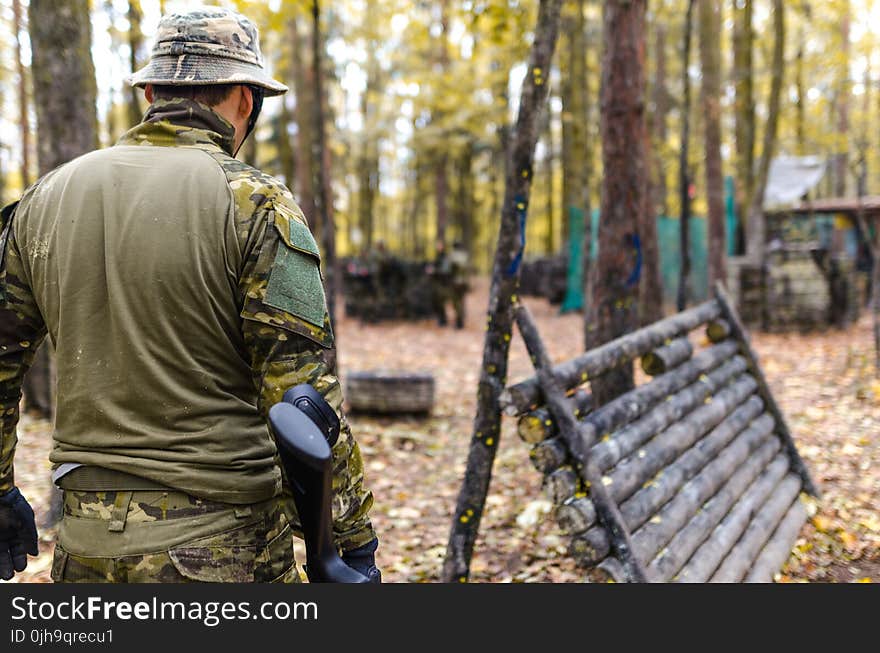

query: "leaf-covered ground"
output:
8 279 879 583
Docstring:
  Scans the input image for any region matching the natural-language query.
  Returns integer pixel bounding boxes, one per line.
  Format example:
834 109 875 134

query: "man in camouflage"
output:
0 8 379 583
430 240 470 329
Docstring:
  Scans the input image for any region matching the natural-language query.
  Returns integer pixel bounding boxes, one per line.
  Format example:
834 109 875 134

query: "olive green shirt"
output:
0 99 374 550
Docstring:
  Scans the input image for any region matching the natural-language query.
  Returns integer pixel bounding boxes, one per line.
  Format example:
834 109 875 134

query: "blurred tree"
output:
700 0 726 287
128 0 145 127
443 0 562 583
12 0 30 188
678 0 695 311
588 0 649 404
732 0 754 249
833 0 850 197
745 0 784 259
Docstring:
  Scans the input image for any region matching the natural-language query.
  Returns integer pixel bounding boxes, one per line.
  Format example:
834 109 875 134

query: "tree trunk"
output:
700 0 726 287
455 145 475 254
13 0 30 188
311 1 338 334
127 0 145 127
833 2 850 198
543 110 555 254
276 99 296 190
434 0 451 246
639 19 666 326
589 0 649 405
745 0 784 261
358 27 381 252
794 22 806 157
732 0 754 247
441 0 562 583
650 22 669 219
28 0 99 525
677 0 695 311
290 16 317 232
561 0 593 324
639 141 663 325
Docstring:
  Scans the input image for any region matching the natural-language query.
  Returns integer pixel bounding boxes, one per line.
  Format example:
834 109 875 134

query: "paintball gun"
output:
269 385 369 583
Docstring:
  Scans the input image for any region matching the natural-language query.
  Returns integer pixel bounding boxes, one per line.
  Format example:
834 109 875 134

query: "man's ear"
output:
238 85 253 121
144 84 154 103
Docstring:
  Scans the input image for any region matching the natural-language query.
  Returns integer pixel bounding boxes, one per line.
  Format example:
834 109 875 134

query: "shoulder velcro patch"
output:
264 207 327 328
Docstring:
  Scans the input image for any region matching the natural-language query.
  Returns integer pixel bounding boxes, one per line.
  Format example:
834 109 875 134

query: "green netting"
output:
561 211 733 311
657 214 709 302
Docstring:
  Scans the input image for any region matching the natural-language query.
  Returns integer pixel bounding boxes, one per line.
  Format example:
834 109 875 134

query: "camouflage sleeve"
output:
239 197 376 552
0 201 48 493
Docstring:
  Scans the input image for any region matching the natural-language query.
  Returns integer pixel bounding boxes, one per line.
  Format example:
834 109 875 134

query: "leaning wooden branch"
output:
441 0 563 583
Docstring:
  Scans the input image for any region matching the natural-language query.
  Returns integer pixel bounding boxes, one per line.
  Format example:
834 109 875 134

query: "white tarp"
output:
763 155 826 208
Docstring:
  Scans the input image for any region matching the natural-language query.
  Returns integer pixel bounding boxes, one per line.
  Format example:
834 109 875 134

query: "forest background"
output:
1 0 878 583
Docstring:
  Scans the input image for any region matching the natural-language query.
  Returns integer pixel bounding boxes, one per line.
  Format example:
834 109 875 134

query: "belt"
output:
56 465 175 492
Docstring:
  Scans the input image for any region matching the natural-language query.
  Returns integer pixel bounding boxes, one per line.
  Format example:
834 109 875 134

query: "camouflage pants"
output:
51 490 301 583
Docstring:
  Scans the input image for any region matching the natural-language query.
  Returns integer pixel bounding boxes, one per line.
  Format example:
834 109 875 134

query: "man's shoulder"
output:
199 151 306 223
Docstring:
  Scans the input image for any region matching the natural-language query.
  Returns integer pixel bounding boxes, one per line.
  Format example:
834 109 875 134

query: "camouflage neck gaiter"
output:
121 97 237 156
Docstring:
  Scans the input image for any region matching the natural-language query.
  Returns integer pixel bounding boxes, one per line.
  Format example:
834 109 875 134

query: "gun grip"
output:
269 402 369 584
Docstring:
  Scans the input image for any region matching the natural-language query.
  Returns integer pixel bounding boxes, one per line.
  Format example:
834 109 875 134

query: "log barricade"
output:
504 283 819 583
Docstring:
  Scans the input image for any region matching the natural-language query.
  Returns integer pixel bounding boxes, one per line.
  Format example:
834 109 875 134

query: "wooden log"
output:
632 414 775 565
605 374 758 502
542 466 579 504
519 341 738 444
590 355 747 472
595 557 627 583
556 496 597 536
641 337 694 376
514 303 648 581
569 400 770 566
517 389 592 444
706 319 731 343
500 299 722 415
649 446 785 582
709 474 803 582
673 455 790 582
581 340 739 446
346 370 435 414
744 498 808 583
713 282 819 496
555 362 751 540
529 437 569 474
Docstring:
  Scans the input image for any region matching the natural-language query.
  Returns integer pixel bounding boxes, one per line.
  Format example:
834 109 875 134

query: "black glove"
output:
341 538 382 583
0 487 39 581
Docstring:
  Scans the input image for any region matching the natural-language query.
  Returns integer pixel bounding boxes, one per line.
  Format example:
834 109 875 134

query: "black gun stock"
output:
268 402 369 583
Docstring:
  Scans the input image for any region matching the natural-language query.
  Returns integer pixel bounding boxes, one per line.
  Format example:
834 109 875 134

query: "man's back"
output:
14 143 278 504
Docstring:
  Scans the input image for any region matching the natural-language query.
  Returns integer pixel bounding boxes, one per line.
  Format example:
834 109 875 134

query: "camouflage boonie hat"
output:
128 7 287 96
